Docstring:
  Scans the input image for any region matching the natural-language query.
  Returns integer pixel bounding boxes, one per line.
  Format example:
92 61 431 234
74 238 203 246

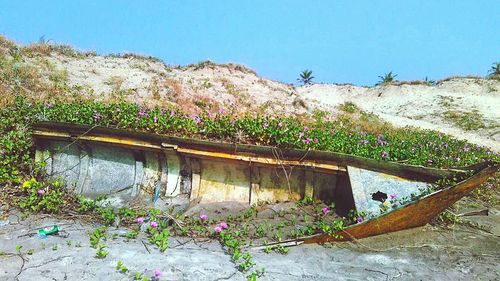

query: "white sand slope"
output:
41 53 499 151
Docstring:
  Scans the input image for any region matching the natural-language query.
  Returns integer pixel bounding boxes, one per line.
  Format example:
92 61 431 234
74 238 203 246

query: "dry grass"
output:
22 43 52 56
163 78 183 101
0 35 16 51
437 75 484 84
104 75 125 91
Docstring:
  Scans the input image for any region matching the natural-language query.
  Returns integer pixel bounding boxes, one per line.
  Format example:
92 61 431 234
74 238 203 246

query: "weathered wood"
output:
249 166 261 205
189 158 201 201
303 164 499 243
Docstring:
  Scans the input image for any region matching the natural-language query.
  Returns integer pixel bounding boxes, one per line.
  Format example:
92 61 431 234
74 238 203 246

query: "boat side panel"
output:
305 165 499 243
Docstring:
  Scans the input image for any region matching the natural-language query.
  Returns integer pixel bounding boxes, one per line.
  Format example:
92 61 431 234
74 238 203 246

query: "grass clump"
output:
443 110 490 131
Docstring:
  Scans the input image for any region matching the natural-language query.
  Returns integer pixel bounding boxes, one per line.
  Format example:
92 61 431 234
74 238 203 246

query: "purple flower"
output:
220 222 228 229
194 115 202 124
150 221 158 228
214 226 222 233
170 111 175 117
377 139 387 146
93 113 103 121
389 194 397 200
303 138 311 144
153 116 158 123
303 126 309 131
153 269 161 280
37 189 45 196
137 217 145 224
138 111 148 117
357 217 364 223
381 151 388 160
263 122 269 129
298 132 304 138
314 138 319 143
199 214 208 221
322 207 330 215
463 146 470 152
218 108 225 114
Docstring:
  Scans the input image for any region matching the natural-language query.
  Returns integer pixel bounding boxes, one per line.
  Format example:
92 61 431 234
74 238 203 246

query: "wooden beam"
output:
175 147 346 174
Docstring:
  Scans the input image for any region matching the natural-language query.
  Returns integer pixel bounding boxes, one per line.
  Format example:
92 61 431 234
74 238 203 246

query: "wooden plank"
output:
176 147 346 174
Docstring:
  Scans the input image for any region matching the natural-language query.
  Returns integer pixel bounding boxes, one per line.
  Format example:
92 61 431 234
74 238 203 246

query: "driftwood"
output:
458 209 489 217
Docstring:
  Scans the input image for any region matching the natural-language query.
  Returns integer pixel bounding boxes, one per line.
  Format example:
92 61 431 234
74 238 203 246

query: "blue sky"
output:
1 1 499 85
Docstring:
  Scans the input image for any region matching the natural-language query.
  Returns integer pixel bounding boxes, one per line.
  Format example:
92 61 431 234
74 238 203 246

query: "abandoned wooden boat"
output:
32 121 499 241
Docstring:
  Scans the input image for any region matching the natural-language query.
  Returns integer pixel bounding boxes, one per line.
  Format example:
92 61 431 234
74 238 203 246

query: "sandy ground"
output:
299 79 500 151
2 43 499 280
0 213 498 281
39 54 500 152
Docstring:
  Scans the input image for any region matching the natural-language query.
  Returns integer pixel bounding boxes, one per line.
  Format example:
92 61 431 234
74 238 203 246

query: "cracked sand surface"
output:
1 213 498 281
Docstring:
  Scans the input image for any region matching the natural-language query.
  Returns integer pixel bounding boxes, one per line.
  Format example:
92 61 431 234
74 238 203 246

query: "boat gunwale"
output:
32 121 490 182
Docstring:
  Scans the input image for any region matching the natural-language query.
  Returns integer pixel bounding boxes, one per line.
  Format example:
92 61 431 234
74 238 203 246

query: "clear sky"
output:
1 1 499 85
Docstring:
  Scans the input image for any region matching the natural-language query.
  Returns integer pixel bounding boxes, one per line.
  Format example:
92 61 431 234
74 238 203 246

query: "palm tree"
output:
376 71 398 86
488 62 500 79
297 70 315 85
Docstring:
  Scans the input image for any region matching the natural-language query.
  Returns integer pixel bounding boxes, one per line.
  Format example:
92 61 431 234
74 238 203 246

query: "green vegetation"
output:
376 71 398 86
442 110 497 131
297 69 314 85
488 62 500 80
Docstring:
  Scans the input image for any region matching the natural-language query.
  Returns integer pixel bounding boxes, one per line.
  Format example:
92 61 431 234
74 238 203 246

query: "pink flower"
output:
303 138 311 144
137 217 145 224
220 222 228 229
153 269 161 279
150 221 158 228
357 217 364 223
199 214 208 220
153 116 158 123
138 111 148 117
298 132 304 138
218 108 225 114
214 226 222 233
314 138 319 143
93 113 103 121
322 207 330 215
37 189 45 196
193 115 202 124
381 151 388 160
303 126 308 131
